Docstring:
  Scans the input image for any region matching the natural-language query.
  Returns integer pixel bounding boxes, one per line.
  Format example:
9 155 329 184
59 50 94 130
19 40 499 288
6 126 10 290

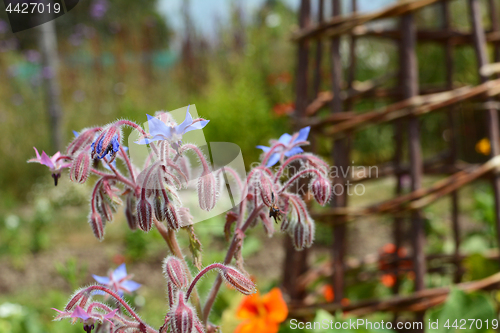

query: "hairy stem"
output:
114 120 148 136
90 168 113 177
278 168 325 194
81 285 151 329
180 144 211 173
103 157 137 190
120 146 136 183
186 263 226 300
273 154 329 182
202 204 264 325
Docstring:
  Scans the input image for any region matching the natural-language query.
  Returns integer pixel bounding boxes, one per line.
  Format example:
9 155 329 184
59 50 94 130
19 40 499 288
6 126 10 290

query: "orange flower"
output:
476 138 491 156
322 285 334 302
235 288 288 333
381 274 396 287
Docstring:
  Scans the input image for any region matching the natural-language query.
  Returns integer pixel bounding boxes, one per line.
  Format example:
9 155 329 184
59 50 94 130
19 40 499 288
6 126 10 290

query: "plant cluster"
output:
29 106 332 332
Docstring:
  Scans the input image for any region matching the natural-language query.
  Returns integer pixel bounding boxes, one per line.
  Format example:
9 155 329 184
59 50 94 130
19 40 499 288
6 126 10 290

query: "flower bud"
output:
163 256 189 289
257 173 274 207
67 128 99 156
125 195 138 230
311 177 332 206
100 201 114 222
197 171 219 211
221 266 256 295
165 202 181 230
70 148 91 184
154 191 166 222
284 194 315 250
166 282 177 308
291 219 315 251
170 292 195 333
89 212 104 241
137 198 153 232
65 289 90 311
195 319 205 333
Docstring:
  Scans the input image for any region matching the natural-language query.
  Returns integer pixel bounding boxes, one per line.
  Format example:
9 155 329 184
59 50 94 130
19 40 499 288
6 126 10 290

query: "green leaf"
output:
426 289 496 333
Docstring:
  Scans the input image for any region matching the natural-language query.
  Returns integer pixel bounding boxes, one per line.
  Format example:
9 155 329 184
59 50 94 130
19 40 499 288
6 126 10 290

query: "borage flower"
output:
91 134 120 160
257 126 310 167
53 305 117 333
135 105 209 153
90 124 122 161
92 263 141 297
235 287 288 333
28 147 71 186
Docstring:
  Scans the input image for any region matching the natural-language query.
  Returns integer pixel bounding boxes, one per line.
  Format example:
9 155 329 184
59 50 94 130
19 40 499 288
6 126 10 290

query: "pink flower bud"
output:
89 212 104 240
291 219 315 251
167 281 177 308
170 292 196 333
311 177 332 206
154 191 166 222
67 128 99 156
70 148 91 184
137 198 153 232
197 171 219 211
165 202 181 230
65 290 90 311
221 266 256 295
95 189 114 222
195 319 206 333
283 193 315 250
163 256 189 289
100 201 114 222
256 172 274 207
125 195 138 230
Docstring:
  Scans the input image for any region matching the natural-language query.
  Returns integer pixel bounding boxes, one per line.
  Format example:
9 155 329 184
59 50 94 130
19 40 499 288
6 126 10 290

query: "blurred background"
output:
0 0 499 332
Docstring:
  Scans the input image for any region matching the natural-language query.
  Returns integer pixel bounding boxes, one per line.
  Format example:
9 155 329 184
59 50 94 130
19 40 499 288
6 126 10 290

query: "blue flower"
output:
135 105 209 151
92 264 141 296
91 134 120 160
257 126 310 167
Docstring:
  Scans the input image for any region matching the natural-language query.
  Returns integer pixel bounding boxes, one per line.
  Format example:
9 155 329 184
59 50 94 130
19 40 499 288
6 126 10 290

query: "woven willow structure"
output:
283 0 500 328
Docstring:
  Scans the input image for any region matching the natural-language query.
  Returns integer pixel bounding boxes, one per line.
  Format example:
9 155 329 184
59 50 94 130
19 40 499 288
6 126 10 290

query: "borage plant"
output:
29 106 332 332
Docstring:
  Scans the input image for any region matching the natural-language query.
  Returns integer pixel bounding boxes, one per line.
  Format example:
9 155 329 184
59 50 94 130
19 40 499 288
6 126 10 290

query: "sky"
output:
157 0 395 39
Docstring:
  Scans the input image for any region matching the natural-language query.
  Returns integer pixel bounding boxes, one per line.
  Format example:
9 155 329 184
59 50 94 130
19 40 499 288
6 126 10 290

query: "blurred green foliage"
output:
426 289 497 333
54 257 88 290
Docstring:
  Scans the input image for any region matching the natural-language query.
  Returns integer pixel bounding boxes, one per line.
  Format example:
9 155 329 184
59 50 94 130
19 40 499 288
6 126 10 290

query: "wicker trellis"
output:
284 0 500 328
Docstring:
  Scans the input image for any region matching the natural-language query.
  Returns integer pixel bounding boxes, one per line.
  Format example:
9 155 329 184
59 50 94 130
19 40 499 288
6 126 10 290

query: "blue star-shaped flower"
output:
135 106 209 151
257 126 310 167
92 264 141 296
